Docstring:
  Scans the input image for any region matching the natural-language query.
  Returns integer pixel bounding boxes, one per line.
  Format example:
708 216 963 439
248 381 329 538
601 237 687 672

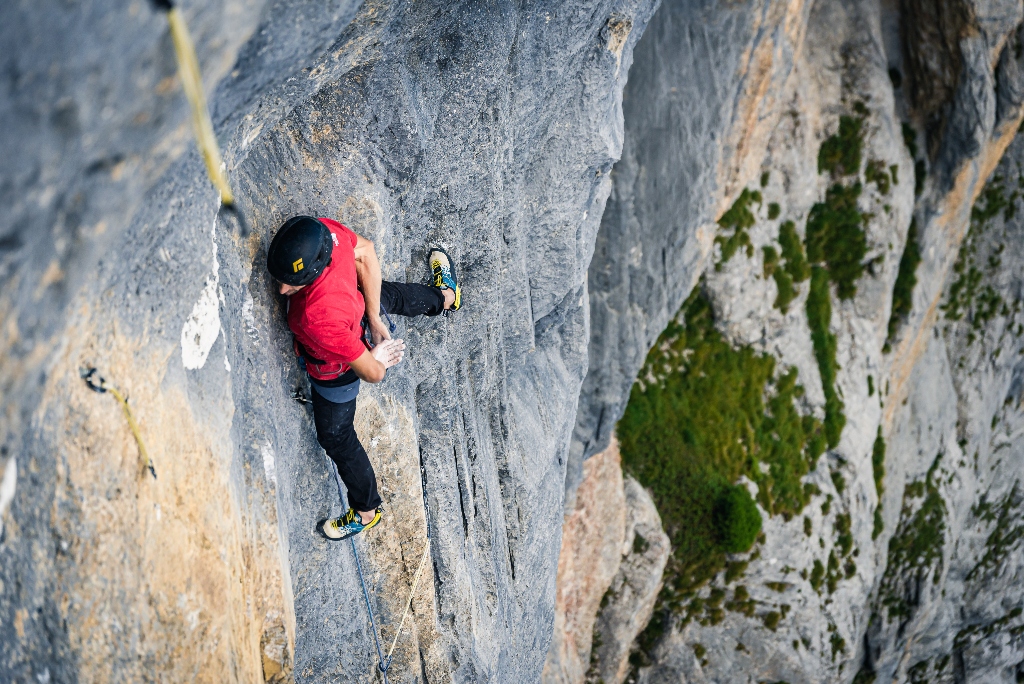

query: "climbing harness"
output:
81 368 157 479
325 452 430 683
150 0 249 235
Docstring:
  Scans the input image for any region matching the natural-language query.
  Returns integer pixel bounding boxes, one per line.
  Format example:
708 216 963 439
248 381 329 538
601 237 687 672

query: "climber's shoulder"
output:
317 217 359 250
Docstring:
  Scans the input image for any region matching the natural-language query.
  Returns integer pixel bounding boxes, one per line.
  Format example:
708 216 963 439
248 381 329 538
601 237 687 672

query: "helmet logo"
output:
292 258 304 272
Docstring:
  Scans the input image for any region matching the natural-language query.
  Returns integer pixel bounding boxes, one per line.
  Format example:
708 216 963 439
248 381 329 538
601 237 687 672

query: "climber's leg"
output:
377 247 461 318
379 281 446 317
311 390 383 541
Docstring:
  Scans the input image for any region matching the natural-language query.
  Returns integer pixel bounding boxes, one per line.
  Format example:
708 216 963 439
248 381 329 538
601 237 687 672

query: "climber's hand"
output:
371 338 405 370
367 315 392 345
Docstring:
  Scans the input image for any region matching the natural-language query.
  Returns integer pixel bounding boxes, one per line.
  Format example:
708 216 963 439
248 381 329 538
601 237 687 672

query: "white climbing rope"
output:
325 450 431 683
387 538 431 662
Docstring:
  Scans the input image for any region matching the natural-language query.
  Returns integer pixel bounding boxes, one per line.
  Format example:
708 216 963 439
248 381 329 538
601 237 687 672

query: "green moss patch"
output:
779 221 810 282
953 606 1024 652
872 428 886 497
619 286 825 606
716 188 762 266
819 115 864 176
871 428 886 538
853 669 877 684
966 483 1023 582
802 108 874 451
807 267 845 447
865 159 892 195
884 219 921 350
829 630 846 661
765 221 811 314
879 456 947 622
717 485 762 552
942 177 1018 335
805 183 868 301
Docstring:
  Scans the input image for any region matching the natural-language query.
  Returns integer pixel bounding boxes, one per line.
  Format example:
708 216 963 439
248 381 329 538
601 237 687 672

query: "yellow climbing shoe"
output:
429 247 461 311
317 507 383 541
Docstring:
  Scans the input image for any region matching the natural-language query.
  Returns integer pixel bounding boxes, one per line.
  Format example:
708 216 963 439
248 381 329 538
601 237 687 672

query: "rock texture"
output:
589 476 669 684
542 439 668 684
542 440 626 684
0 0 659 681
561 0 1024 681
5 0 1024 680
864 130 1024 684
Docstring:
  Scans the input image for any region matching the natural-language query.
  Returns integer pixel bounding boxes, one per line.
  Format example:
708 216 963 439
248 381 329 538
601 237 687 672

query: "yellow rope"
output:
166 7 234 205
82 369 156 479
105 385 156 479
386 538 431 661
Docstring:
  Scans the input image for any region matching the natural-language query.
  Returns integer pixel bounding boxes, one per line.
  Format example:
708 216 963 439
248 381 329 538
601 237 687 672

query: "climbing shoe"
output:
429 247 461 311
317 507 383 541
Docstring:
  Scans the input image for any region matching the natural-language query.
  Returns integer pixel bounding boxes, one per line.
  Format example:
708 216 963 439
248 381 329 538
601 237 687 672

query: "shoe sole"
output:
316 518 358 542
315 516 381 542
428 246 460 310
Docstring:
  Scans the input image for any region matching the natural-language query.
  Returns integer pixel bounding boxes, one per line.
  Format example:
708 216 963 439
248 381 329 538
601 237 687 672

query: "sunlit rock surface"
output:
4 0 1024 681
0 0 657 680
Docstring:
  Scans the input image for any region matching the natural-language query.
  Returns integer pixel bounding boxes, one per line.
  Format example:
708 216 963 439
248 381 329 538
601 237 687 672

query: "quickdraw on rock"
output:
81 368 157 480
150 0 249 235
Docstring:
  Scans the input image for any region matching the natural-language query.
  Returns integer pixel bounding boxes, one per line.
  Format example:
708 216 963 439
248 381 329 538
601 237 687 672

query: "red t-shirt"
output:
287 218 367 380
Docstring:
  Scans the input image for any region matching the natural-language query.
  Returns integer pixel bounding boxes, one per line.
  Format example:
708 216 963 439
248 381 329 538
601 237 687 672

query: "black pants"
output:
311 281 445 512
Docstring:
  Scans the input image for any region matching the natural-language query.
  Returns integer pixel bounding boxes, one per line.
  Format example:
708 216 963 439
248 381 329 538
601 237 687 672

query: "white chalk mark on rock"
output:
261 443 277 486
0 456 17 538
180 216 221 370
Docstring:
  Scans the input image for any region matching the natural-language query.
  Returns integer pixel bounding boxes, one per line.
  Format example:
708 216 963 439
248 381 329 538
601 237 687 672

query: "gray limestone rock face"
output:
589 476 669 684
543 441 627 684
5 0 1024 680
561 0 1024 682
864 130 1024 684
0 0 659 681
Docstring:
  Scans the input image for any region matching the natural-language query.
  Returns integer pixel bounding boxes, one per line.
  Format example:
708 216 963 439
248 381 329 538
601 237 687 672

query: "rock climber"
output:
266 216 461 541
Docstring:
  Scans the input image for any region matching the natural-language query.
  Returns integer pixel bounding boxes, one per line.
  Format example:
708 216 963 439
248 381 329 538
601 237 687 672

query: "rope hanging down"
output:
151 0 249 235
326 453 430 683
81 368 157 480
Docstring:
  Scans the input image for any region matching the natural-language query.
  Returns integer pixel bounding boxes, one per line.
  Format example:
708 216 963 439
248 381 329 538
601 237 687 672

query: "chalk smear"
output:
181 216 221 370
0 456 17 538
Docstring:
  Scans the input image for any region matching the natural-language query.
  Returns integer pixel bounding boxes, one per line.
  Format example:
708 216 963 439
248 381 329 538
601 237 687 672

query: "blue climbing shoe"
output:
317 507 383 541
429 247 461 311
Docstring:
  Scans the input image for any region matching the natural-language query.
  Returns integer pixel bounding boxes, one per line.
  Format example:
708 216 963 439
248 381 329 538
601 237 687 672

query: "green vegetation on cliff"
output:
966 483 1023 582
619 286 825 609
819 114 864 176
803 107 873 449
764 220 810 313
807 267 845 448
872 428 887 539
879 455 947 622
716 188 762 266
942 177 1018 339
884 219 921 351
805 183 868 301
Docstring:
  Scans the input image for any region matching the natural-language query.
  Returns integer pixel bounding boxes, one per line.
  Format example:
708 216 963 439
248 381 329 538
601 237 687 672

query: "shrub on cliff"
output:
716 484 762 553
619 285 823 601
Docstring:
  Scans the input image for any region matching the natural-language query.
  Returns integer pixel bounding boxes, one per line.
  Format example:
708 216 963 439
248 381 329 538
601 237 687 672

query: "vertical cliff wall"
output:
557 0 1024 681
0 0 660 681
6 0 1024 681
866 127 1024 684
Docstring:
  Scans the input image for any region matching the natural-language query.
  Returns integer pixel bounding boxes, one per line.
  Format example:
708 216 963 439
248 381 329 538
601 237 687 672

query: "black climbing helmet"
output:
267 216 334 286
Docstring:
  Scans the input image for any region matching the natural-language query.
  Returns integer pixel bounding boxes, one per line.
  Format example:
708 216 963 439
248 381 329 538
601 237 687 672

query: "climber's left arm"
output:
353 234 391 344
